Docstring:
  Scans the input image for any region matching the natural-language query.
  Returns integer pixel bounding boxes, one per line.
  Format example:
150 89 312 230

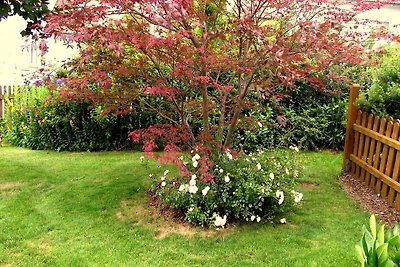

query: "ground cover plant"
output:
0 145 372 266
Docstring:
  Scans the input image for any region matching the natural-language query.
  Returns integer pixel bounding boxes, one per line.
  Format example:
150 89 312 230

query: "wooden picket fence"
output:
343 84 400 210
0 85 17 118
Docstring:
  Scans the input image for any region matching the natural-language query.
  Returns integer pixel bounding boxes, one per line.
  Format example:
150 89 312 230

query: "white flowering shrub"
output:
152 149 303 228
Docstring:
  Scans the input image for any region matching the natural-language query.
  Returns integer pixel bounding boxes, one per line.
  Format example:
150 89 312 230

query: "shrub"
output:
357 46 400 119
235 61 375 152
3 86 162 151
356 215 400 267
238 82 349 151
280 100 348 150
150 148 303 228
24 101 140 151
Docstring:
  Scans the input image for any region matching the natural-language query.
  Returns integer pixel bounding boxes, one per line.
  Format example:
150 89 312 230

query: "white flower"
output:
179 156 184 161
189 179 196 186
161 176 166 181
280 218 287 224
188 185 198 194
294 170 299 178
149 174 153 178
202 186 210 196
256 216 261 223
192 153 201 161
224 175 230 183
188 207 194 212
164 170 169 176
256 163 262 170
140 156 145 162
214 215 227 227
226 151 233 160
191 174 197 180
295 193 303 203
193 161 199 168
219 168 224 173
276 190 285 205
289 145 299 152
269 173 274 180
285 168 289 175
257 121 263 128
251 215 256 221
291 191 303 203
179 184 185 191
161 181 166 187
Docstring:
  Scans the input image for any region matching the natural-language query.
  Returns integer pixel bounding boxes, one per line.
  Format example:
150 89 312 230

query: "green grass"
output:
0 145 368 266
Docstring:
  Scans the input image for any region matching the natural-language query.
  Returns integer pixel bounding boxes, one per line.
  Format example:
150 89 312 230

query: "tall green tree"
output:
0 0 49 35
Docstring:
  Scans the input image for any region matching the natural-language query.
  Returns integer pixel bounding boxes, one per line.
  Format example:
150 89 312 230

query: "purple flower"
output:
33 80 43 87
56 78 63 85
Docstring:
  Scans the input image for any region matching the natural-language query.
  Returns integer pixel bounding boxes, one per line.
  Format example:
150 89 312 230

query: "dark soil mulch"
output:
339 174 400 227
149 192 187 223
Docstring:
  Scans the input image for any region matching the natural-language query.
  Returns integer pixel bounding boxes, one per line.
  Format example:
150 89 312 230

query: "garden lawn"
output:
0 145 369 266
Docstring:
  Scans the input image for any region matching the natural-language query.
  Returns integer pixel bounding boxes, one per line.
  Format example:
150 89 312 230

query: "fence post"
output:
342 84 360 171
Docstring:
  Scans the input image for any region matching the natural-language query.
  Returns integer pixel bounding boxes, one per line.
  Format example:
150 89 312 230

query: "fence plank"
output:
375 120 394 193
355 112 368 179
360 114 374 182
352 111 363 174
0 85 3 118
381 122 400 199
370 118 387 189
6 85 12 97
389 120 400 205
364 115 381 187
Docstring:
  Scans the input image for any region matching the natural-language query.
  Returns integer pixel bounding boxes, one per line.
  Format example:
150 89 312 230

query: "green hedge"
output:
3 87 160 151
237 82 350 151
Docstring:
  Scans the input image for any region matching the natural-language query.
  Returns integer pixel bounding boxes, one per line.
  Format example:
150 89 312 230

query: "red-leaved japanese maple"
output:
44 0 397 180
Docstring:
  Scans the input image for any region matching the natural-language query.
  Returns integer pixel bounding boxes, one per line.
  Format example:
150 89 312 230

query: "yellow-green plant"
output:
356 215 400 267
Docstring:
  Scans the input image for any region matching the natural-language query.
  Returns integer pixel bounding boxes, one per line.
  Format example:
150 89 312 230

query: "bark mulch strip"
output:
340 174 400 227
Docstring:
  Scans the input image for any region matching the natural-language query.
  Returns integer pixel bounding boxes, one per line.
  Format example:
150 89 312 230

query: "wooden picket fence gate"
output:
343 84 400 210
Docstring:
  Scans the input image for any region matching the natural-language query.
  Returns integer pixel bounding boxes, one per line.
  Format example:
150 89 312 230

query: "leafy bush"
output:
150 149 303 227
280 100 348 150
238 82 349 151
356 215 400 267
357 47 400 119
237 60 376 152
3 86 161 151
